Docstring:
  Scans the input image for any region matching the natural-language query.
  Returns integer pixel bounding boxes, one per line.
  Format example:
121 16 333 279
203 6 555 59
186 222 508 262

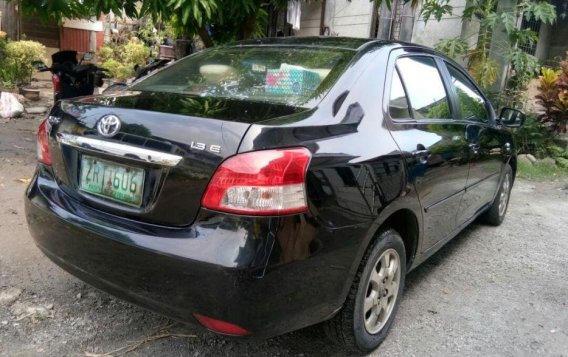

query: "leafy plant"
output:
513 114 553 156
4 40 46 86
0 62 17 89
420 0 453 23
121 41 150 66
102 59 135 82
435 38 468 61
0 31 7 62
100 40 150 81
536 59 568 134
98 46 114 62
430 0 556 99
19 0 289 49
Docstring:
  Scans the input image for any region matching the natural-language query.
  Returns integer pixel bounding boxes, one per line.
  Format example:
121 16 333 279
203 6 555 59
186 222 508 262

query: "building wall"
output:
296 2 322 36
547 15 568 62
301 0 467 45
61 18 104 52
21 15 60 48
60 28 103 53
0 0 18 39
411 0 467 48
326 0 374 37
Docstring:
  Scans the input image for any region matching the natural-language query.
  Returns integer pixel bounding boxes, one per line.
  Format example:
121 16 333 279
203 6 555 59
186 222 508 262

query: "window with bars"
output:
518 15 541 56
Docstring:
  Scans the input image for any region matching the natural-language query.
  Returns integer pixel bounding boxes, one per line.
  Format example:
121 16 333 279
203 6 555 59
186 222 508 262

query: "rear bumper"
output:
25 166 361 338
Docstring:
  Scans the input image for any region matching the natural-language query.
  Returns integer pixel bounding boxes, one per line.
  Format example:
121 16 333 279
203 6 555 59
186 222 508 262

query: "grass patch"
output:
517 160 568 181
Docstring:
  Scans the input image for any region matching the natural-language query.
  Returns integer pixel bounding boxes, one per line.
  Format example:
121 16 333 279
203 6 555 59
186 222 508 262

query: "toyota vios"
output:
25 37 525 352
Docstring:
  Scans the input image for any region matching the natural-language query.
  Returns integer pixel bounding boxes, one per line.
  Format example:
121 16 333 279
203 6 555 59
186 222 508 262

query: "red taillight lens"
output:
202 148 311 215
193 314 252 336
37 119 52 165
51 74 61 93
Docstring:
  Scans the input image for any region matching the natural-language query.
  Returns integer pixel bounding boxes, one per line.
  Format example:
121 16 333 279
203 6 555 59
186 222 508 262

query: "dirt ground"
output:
1 93 568 356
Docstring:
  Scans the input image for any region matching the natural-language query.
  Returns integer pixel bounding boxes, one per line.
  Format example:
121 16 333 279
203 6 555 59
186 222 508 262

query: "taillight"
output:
193 314 252 336
51 73 61 93
202 148 311 215
37 119 52 165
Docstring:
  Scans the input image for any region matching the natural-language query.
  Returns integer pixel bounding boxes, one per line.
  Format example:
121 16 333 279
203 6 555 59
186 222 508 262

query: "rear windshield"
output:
131 46 354 107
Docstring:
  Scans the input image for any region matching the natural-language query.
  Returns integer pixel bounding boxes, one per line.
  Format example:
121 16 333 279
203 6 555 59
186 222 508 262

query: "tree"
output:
19 0 289 48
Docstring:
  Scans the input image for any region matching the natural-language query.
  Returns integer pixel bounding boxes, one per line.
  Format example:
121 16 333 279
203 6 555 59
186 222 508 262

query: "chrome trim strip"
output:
57 133 183 167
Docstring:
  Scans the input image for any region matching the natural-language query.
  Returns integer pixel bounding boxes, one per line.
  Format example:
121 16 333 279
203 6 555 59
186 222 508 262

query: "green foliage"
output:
513 115 553 156
134 18 174 57
522 0 557 23
121 42 150 66
430 0 556 93
517 159 568 181
556 156 568 169
420 0 452 23
98 46 114 62
0 33 9 88
102 59 134 82
512 112 568 170
100 41 150 81
4 40 46 86
0 62 18 89
435 38 469 60
373 0 421 10
536 56 568 134
0 32 7 62
19 0 290 48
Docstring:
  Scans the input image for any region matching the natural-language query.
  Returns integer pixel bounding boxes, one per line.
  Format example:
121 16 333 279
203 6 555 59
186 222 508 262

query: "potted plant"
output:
4 40 46 100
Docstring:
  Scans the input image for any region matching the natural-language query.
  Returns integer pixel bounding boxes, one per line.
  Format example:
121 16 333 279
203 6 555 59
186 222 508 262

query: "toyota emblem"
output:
97 115 121 137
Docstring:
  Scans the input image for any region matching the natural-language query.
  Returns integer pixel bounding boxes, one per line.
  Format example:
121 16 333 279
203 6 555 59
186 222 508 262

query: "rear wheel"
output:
324 229 406 352
480 165 513 226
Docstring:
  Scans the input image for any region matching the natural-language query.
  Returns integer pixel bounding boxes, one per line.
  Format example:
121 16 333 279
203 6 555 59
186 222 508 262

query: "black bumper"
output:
25 167 362 338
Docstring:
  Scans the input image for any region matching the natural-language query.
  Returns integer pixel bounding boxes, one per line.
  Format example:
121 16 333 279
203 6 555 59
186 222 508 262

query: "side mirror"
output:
82 51 95 62
499 107 526 128
32 61 49 72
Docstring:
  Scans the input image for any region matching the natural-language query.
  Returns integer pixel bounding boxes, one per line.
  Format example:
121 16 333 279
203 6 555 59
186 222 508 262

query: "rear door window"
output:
396 57 452 120
446 63 490 123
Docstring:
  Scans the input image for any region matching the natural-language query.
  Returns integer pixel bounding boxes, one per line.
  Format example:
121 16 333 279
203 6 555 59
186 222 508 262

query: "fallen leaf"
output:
16 178 31 184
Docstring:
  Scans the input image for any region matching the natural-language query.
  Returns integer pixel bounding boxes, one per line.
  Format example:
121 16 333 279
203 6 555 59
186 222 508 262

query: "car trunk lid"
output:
47 91 306 226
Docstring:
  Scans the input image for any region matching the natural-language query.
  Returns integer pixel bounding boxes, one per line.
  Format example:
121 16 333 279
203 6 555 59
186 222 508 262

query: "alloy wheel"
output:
363 248 401 334
498 173 511 217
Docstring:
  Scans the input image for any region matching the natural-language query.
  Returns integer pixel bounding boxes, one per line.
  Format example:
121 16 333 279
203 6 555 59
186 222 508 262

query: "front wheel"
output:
324 229 406 352
479 164 513 226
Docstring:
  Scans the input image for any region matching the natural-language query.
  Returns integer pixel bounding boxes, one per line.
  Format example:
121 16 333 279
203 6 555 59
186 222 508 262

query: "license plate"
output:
79 156 145 207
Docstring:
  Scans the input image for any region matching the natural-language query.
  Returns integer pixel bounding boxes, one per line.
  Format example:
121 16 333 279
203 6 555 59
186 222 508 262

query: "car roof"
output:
233 36 422 53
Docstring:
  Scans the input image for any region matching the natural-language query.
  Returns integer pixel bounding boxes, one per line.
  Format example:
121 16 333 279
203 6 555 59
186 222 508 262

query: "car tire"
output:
479 164 513 226
324 229 406 353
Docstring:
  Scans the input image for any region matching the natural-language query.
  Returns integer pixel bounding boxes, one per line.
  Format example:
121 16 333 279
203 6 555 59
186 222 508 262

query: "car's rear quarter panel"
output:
237 46 424 323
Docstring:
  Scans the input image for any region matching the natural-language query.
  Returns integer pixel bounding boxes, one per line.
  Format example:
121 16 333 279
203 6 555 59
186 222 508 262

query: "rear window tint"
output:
131 47 354 107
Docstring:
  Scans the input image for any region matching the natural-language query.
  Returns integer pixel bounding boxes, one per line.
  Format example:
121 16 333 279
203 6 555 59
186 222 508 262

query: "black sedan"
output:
25 37 524 352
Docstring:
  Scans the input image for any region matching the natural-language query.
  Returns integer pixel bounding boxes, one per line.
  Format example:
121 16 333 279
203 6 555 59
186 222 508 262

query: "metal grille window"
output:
518 15 541 56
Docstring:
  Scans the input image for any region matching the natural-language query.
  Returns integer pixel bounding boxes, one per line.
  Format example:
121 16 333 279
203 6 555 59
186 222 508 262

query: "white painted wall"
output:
296 0 470 47
326 0 374 38
296 2 322 36
63 18 103 32
411 0 467 48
